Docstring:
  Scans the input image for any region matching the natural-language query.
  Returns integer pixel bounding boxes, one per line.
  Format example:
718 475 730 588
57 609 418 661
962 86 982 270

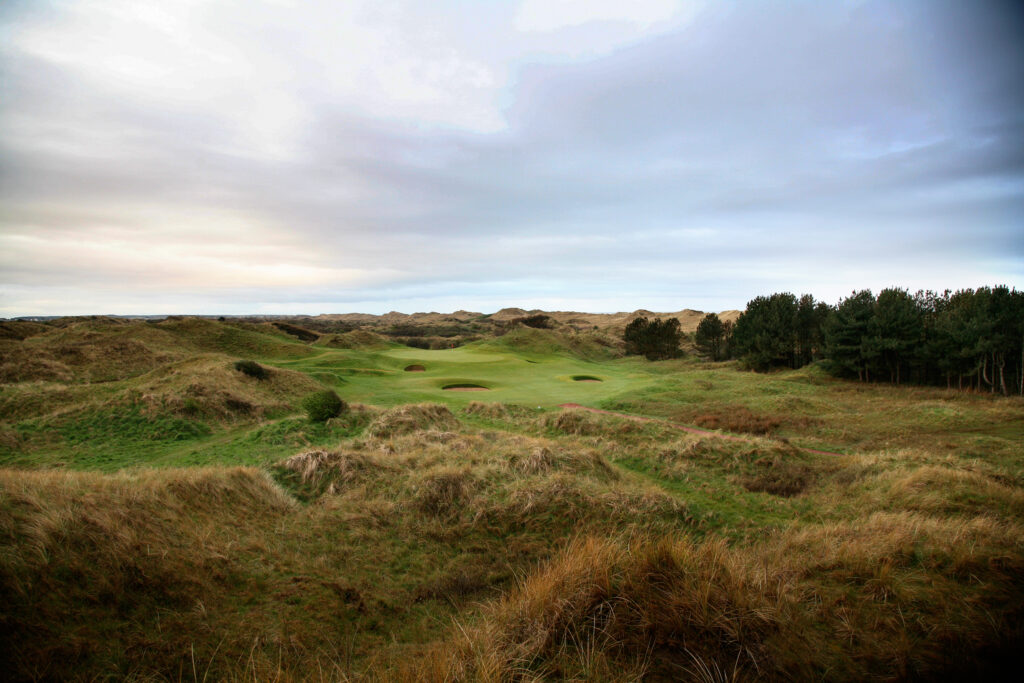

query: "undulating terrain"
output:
1 313 1022 681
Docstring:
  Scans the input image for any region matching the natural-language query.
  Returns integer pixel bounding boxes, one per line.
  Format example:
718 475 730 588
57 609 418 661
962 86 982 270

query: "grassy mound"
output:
480 327 620 360
432 514 1024 681
155 317 315 359
0 320 51 340
0 467 296 679
316 329 392 349
0 331 175 383
366 403 459 438
128 356 325 422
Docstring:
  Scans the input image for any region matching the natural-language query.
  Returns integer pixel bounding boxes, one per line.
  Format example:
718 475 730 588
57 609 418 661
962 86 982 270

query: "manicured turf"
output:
271 343 659 408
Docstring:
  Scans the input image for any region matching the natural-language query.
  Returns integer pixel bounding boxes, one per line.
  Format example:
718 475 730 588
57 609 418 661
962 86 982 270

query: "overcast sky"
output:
1 0 1022 316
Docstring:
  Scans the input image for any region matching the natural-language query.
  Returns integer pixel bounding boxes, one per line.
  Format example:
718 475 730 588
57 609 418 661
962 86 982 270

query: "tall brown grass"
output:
426 511 1024 681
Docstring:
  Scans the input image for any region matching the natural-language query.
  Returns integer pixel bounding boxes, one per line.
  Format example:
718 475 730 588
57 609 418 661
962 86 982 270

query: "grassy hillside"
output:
0 317 1022 680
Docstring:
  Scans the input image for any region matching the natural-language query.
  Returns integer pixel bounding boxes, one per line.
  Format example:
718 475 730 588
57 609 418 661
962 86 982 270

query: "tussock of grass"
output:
693 405 782 435
0 351 73 383
505 443 618 481
842 460 1024 520
155 316 316 359
543 408 604 436
434 535 779 681
480 326 621 361
499 474 687 530
414 467 482 518
277 448 387 499
739 455 816 497
430 511 1024 681
366 403 459 438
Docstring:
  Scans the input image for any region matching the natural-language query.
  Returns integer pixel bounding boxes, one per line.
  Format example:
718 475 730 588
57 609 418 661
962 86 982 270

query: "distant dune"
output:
315 307 740 333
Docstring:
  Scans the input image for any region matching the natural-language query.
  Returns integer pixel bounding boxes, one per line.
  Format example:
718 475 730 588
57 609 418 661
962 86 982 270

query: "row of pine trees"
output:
693 286 1024 395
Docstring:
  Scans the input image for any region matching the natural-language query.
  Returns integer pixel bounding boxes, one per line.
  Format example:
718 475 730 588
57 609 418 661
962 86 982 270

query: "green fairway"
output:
272 342 658 407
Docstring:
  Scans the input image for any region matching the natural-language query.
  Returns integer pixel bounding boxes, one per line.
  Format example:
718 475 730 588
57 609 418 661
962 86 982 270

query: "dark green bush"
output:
301 390 346 422
234 360 268 380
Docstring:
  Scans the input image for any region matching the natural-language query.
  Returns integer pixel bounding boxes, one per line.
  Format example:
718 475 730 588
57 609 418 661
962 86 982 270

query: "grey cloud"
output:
1 0 1021 316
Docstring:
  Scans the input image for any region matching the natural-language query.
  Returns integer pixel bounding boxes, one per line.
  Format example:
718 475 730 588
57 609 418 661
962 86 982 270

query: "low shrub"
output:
233 359 268 380
301 390 346 422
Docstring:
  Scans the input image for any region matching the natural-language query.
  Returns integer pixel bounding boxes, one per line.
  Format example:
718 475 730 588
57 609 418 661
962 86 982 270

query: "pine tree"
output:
730 293 799 371
823 290 875 381
865 288 922 385
694 313 726 361
623 317 682 360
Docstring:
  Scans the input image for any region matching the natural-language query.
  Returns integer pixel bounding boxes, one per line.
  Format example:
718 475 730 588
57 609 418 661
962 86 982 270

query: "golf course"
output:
276 343 647 406
1 315 1022 681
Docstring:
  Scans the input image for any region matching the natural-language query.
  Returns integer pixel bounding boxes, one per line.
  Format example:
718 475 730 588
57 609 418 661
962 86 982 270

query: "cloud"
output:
515 0 683 32
0 0 1021 316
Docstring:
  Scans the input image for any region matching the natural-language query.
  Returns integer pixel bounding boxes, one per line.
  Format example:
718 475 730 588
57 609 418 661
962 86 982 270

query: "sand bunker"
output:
404 364 426 372
443 383 489 391
572 375 602 383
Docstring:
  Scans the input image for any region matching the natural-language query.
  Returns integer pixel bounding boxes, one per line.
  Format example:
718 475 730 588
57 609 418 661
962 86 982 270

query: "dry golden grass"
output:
422 509 1024 682
413 467 483 518
0 321 184 385
365 403 459 439
503 439 618 481
280 448 387 492
542 408 609 436
0 466 298 678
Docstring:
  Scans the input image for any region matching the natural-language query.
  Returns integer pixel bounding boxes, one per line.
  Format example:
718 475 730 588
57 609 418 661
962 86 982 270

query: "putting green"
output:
273 342 656 407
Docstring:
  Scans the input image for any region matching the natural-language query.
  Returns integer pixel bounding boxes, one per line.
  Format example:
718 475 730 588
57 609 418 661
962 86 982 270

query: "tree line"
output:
624 285 1024 395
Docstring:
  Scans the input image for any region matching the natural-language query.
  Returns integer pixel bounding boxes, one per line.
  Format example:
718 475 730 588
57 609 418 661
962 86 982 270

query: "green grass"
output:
272 342 658 408
5 325 1022 474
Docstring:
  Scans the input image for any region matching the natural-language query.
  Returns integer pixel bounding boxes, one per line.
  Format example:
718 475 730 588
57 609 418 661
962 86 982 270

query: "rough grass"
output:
366 403 459 438
429 512 1024 681
316 329 393 349
0 423 704 680
1 317 1023 680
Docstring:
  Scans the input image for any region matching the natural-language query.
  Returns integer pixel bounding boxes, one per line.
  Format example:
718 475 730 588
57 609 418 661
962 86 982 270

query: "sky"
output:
1 0 1022 317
